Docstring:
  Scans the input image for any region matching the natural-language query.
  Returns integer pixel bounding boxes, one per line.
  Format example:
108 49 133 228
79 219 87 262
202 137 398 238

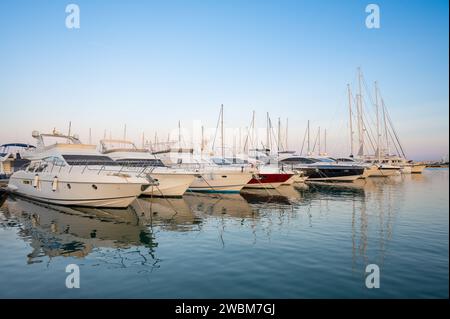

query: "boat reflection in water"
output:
2 196 157 264
1 180 402 277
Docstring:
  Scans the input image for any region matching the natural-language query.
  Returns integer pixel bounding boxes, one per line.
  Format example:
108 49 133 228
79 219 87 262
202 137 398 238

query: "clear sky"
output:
0 0 448 160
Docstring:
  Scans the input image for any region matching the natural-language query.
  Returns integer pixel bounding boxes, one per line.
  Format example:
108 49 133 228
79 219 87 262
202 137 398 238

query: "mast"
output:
318 126 321 155
201 125 204 153
375 81 381 161
324 129 327 155
277 117 281 154
178 120 181 147
307 120 310 155
89 128 92 144
141 132 145 149
221 104 224 159
250 110 255 152
67 121 72 143
347 84 354 157
123 124 127 141
357 67 364 156
266 112 270 151
238 127 241 154
285 118 289 150
382 97 390 156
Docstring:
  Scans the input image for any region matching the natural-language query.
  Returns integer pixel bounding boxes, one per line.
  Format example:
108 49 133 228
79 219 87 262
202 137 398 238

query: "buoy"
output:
52 176 58 191
33 174 39 188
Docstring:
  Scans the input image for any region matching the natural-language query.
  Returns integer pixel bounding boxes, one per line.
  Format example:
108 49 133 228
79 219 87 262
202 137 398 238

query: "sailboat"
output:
156 109 253 193
347 69 402 177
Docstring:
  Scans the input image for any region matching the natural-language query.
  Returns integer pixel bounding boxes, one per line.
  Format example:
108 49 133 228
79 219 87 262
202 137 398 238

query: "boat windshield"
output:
62 155 119 166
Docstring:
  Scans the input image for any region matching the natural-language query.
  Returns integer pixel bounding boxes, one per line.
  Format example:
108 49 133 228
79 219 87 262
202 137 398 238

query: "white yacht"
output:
359 157 402 177
7 131 152 208
153 148 253 193
0 143 34 180
99 139 195 197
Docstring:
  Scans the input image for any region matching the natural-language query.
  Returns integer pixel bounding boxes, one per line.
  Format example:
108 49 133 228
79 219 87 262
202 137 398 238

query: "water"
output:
0 169 448 298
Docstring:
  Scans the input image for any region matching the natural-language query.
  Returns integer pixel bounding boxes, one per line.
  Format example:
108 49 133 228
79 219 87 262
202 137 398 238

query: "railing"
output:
19 159 165 177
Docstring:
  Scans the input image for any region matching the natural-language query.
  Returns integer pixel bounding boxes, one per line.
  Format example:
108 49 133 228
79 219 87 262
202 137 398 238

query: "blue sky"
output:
0 0 448 160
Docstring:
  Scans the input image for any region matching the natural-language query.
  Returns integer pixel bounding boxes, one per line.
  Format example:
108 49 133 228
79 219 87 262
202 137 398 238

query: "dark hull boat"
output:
279 156 364 183
301 166 365 182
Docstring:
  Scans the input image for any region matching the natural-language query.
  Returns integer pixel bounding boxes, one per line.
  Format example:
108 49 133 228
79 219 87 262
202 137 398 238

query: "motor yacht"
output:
7 130 152 208
154 149 253 193
0 143 34 180
100 139 195 197
279 156 365 182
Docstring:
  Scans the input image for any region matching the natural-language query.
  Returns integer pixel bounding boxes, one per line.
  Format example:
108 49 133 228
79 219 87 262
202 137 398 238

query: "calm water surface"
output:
0 169 448 298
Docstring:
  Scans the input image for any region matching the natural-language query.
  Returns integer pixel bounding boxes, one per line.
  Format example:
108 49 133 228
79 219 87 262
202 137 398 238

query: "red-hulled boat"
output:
244 172 293 189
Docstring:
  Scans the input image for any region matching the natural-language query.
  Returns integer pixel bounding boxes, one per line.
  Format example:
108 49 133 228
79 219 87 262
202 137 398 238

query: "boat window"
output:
35 163 47 172
43 156 66 166
312 158 335 163
115 158 166 167
336 158 353 162
62 155 118 166
225 157 248 164
212 158 231 165
280 157 316 164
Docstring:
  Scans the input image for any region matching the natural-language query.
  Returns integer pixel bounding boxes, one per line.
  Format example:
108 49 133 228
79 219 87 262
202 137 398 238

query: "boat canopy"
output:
1 143 35 148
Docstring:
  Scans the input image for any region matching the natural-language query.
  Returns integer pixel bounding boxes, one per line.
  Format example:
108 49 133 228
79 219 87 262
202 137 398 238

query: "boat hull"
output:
188 171 253 193
368 167 400 177
244 173 293 189
400 166 412 174
142 173 195 197
302 166 364 183
8 171 146 208
411 164 426 174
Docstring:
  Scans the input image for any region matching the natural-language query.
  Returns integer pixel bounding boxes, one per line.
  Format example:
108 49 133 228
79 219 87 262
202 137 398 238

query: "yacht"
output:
0 143 34 180
383 156 426 174
360 157 402 177
214 157 294 189
7 130 153 208
279 156 365 182
333 157 387 178
154 148 254 193
100 139 195 197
